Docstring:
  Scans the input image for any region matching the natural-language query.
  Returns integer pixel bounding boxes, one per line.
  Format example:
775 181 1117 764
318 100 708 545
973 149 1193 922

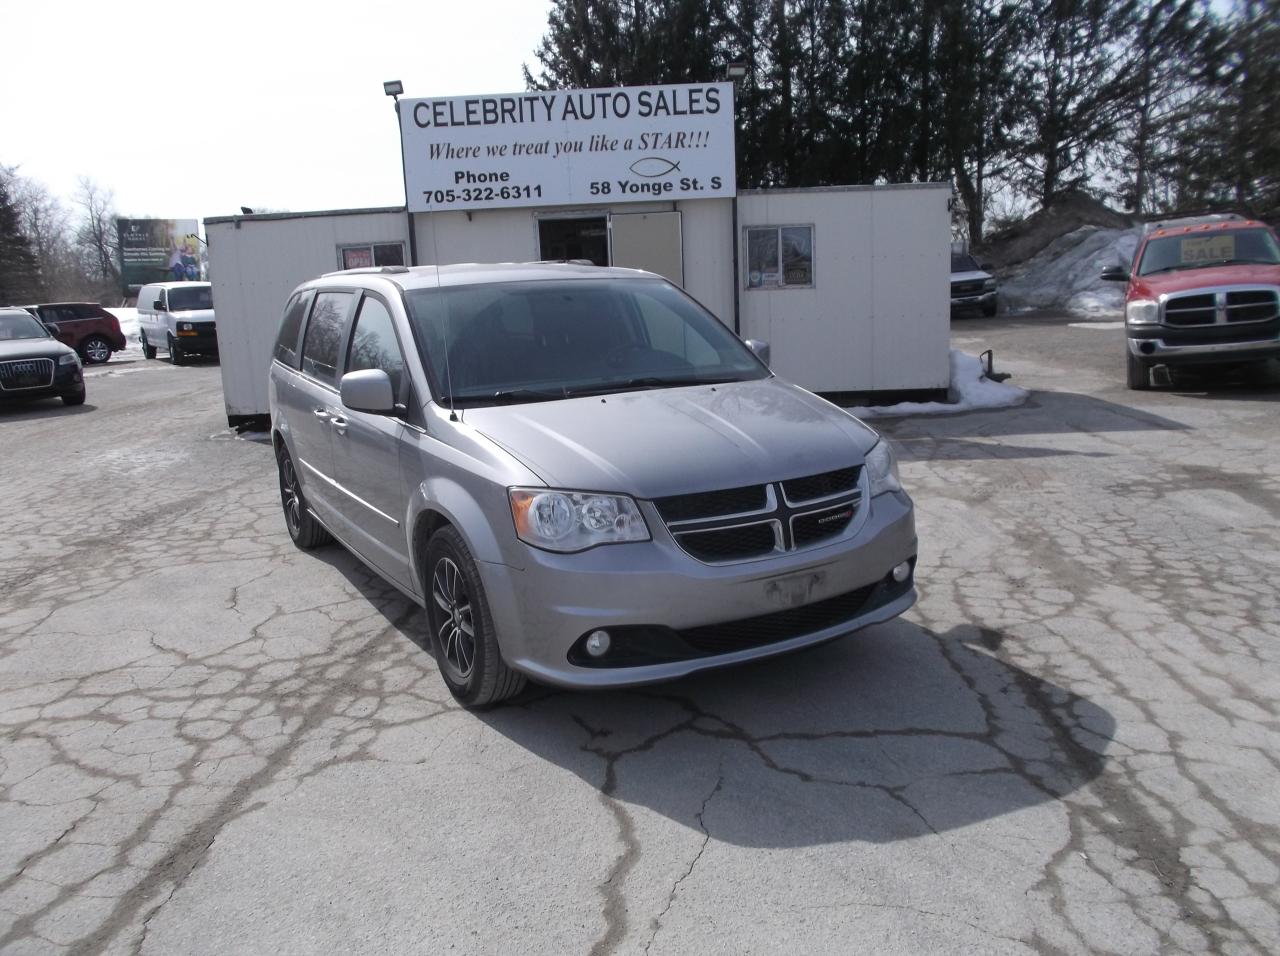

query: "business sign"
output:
117 219 201 293
400 82 735 213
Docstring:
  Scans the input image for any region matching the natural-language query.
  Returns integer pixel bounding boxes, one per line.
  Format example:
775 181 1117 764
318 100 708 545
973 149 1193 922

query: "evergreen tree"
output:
0 179 41 304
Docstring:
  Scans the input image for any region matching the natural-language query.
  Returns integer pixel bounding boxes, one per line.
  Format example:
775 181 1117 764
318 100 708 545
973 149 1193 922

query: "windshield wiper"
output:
449 387 566 406
566 376 739 397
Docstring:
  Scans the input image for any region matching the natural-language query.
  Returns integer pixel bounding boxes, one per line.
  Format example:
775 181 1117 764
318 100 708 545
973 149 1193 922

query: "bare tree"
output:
73 177 120 294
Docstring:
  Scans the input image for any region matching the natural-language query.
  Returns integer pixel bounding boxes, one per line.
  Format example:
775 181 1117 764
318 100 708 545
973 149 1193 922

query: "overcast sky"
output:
4 0 553 219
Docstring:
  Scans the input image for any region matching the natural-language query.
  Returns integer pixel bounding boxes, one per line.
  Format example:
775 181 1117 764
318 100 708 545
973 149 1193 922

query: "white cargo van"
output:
136 281 218 364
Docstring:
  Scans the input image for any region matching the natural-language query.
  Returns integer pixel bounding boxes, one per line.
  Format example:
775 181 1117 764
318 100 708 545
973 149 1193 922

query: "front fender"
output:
405 477 525 590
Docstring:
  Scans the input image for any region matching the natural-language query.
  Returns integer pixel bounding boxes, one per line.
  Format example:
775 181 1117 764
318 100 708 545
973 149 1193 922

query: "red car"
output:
1102 215 1280 389
22 302 128 365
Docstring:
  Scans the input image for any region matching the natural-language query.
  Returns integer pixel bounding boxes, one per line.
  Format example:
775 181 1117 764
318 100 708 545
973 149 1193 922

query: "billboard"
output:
400 82 736 213
117 219 201 293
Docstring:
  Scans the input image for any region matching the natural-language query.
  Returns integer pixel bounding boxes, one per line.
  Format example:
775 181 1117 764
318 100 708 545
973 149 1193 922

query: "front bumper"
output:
0 360 83 401
951 291 997 311
478 490 918 688
1127 331 1280 364
174 324 219 354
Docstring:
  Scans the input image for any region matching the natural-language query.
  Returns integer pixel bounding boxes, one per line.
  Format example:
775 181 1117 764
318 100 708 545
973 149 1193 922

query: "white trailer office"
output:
205 181 949 427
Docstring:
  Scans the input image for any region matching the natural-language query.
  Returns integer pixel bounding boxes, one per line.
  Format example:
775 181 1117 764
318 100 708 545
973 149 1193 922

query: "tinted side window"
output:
346 295 405 397
300 291 352 386
73 304 108 319
274 291 313 368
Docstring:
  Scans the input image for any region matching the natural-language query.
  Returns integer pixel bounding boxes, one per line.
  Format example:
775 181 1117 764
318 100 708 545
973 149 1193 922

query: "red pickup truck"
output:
1102 215 1280 389
22 302 128 365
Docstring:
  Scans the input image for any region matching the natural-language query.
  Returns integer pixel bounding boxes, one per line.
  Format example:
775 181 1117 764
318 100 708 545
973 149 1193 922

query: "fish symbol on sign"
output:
629 156 681 178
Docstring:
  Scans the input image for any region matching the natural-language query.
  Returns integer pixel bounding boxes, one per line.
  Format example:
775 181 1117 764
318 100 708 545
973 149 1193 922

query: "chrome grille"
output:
1163 288 1279 327
657 466 864 564
0 358 55 391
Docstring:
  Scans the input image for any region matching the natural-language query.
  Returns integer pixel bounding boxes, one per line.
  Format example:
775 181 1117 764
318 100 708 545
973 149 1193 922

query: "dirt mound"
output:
981 191 1134 270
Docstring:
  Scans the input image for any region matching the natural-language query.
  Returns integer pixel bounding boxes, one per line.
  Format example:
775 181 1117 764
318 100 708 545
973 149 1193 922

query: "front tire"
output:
981 299 998 318
168 335 186 366
81 335 112 365
424 526 526 709
276 444 331 549
140 332 157 360
62 388 86 406
1126 350 1151 390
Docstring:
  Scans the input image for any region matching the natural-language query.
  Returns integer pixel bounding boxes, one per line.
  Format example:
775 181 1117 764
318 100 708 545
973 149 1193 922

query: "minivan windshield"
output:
0 313 51 340
405 278 770 406
1137 228 1280 276
167 286 213 311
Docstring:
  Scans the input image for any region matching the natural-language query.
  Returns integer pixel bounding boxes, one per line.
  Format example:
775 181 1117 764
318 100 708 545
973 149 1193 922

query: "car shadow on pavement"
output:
0 400 98 422
1165 360 1280 401
302 504 1113 851
475 618 1114 849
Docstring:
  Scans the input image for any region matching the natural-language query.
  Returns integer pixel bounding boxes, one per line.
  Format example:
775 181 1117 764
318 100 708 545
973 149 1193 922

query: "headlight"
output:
1126 299 1159 325
509 488 650 552
982 278 997 291
864 441 902 496
58 353 79 366
180 322 194 331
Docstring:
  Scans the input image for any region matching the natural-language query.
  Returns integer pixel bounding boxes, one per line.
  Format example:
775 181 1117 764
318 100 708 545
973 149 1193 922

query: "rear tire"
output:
276 444 331 549
424 526 526 709
168 335 186 366
1126 350 1151 390
141 332 157 360
81 335 112 365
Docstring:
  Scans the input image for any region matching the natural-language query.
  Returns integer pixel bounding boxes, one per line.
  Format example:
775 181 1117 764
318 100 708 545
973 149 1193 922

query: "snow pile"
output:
851 350 1028 418
999 225 1139 316
107 307 140 345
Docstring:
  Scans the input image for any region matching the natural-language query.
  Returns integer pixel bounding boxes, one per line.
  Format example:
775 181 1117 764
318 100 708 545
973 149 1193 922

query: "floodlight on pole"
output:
382 81 418 267
383 79 404 99
725 62 748 81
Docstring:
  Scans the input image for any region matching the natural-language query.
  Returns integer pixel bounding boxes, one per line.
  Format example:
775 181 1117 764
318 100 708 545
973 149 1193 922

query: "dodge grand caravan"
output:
269 263 917 708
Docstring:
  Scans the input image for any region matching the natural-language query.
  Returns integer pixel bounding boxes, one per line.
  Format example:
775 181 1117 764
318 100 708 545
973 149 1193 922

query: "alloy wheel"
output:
84 337 111 363
279 455 302 535
431 557 476 682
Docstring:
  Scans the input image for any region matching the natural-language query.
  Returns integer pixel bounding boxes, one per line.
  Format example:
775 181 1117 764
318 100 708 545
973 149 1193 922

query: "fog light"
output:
892 562 911 583
585 630 611 658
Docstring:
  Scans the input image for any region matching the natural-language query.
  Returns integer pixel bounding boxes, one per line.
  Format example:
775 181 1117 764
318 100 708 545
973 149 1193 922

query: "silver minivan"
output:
137 281 217 364
269 263 917 708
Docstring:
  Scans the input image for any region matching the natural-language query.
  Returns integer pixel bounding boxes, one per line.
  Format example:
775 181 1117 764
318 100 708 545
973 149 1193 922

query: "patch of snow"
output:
106 307 140 346
1000 226 1138 317
849 350 1028 418
1069 321 1125 330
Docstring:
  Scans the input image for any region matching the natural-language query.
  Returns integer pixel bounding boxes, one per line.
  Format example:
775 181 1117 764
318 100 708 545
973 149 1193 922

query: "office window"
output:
339 242 406 271
745 225 814 289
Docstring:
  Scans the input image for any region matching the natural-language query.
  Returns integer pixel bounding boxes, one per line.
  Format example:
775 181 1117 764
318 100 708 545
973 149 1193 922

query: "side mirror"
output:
340 368 396 414
744 338 771 366
1100 265 1128 282
153 298 166 311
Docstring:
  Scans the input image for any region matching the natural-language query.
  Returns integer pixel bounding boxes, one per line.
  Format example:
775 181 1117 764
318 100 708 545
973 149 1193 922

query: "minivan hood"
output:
461 377 879 499
172 308 215 323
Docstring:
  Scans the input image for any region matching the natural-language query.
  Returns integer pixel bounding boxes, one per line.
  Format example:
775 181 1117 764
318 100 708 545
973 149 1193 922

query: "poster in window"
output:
781 227 813 285
746 228 779 288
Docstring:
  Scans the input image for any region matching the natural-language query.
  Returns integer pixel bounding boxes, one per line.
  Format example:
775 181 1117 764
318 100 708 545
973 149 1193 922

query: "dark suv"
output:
23 303 127 364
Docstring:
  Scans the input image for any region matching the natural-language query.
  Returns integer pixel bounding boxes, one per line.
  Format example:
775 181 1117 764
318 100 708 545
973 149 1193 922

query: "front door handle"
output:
312 407 330 421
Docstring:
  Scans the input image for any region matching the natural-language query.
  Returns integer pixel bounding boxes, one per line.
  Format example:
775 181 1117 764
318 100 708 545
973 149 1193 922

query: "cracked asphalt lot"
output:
2 321 1278 954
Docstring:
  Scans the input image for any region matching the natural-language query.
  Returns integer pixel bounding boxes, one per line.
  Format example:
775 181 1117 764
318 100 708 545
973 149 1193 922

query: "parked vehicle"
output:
950 251 998 317
22 302 126 364
1102 215 1280 389
0 308 86 406
136 281 217 364
269 263 918 708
